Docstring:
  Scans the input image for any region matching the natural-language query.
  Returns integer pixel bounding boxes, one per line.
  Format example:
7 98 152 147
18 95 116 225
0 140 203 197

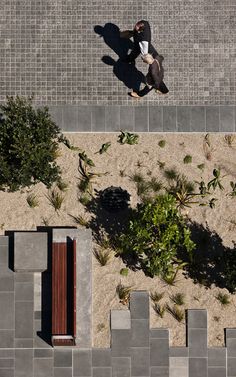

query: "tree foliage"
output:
0 96 61 191
118 194 195 278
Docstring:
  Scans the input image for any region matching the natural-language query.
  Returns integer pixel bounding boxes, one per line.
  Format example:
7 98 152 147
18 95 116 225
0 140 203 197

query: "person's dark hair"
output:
135 21 145 32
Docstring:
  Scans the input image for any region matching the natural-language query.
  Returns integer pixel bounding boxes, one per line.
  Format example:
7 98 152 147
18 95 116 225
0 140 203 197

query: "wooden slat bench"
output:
52 239 76 346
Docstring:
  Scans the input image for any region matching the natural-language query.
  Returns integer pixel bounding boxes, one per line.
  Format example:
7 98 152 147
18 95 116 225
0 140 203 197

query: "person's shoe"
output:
129 91 141 98
155 88 169 95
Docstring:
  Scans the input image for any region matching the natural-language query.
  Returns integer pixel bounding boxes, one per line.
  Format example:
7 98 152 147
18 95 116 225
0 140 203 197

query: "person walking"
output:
121 20 158 63
130 53 169 98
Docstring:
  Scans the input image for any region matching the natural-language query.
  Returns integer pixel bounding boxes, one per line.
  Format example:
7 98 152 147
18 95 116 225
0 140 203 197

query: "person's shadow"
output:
94 23 145 92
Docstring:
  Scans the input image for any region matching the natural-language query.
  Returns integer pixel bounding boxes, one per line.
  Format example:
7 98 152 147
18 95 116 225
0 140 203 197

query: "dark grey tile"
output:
92 367 112 377
134 106 148 132
208 367 226 377
0 268 14 291
0 358 14 367
73 349 92 376
0 369 14 377
34 358 53 377
130 291 149 320
149 106 163 131
188 329 207 357
111 329 131 357
225 328 236 339
150 329 169 339
14 338 33 348
0 236 8 246
54 350 72 367
150 338 169 367
227 357 236 376
111 357 130 377
150 366 169 377
163 106 176 132
0 292 14 329
226 338 236 357
53 368 72 377
187 309 207 329
34 349 53 358
91 106 105 131
190 106 206 132
208 348 226 366
177 106 191 131
77 106 92 131
206 106 219 132
0 244 8 265
131 347 150 376
131 319 149 347
15 349 33 377
105 106 120 131
92 349 111 367
219 106 235 132
15 301 33 338
15 282 34 301
0 349 14 358
169 347 188 357
49 106 63 129
62 106 78 132
189 358 207 377
120 106 135 131
14 273 34 283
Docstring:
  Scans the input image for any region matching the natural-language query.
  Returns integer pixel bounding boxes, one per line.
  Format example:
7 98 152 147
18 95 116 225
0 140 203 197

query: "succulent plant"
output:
100 186 130 212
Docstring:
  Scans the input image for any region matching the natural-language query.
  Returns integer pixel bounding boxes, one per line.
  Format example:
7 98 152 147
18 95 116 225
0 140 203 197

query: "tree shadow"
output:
180 221 236 292
94 23 145 91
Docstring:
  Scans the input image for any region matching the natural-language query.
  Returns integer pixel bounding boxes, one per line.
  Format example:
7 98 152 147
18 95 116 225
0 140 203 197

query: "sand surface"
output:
1 133 236 347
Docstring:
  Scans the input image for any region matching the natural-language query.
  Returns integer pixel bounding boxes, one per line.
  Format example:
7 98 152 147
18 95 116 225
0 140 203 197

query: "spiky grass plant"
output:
148 177 163 192
170 293 185 306
137 181 151 197
93 248 112 266
116 283 132 305
69 214 89 227
197 163 205 171
47 189 65 212
153 303 166 318
57 180 68 192
119 169 126 177
183 155 192 164
158 140 166 148
157 161 166 170
162 272 178 286
166 304 185 322
26 193 39 208
79 193 91 206
130 172 145 184
216 292 230 306
224 134 235 147
41 217 50 226
150 291 164 303
164 168 178 181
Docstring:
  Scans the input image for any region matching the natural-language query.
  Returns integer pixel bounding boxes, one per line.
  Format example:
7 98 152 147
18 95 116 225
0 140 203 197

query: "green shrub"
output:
183 155 192 164
118 194 195 278
120 268 129 276
0 96 62 191
158 140 166 148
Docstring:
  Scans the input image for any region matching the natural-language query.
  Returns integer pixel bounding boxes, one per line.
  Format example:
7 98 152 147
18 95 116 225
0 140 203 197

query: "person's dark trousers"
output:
125 43 158 62
136 85 153 97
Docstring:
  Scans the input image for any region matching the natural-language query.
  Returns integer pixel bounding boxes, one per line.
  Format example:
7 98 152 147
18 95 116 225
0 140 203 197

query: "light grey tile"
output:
219 106 234 132
73 349 92 377
206 106 219 132
15 301 33 338
77 106 92 131
34 349 53 358
163 106 176 132
14 338 33 348
49 106 63 129
169 347 188 357
105 106 120 131
15 282 34 301
0 268 14 292
189 358 207 377
91 106 105 131
0 292 14 329
62 106 78 132
120 106 135 131
54 349 72 367
34 358 53 377
53 368 72 377
92 367 112 377
15 349 33 377
92 349 111 367
111 357 130 377
149 106 163 132
151 366 169 377
177 106 191 131
190 106 206 132
134 106 148 132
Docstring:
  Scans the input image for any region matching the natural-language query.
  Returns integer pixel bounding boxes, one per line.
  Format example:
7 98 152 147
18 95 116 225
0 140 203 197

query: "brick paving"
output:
0 0 235 106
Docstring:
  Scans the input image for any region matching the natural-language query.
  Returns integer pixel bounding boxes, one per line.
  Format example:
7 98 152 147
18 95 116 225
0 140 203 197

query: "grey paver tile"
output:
15 282 34 301
169 347 188 357
53 368 72 377
208 367 226 377
219 106 235 132
169 367 188 377
227 357 236 377
0 244 8 266
131 319 149 347
0 349 14 358
134 106 148 132
15 349 33 377
189 358 207 377
49 106 63 129
150 366 169 377
190 106 206 132
54 349 72 367
73 349 92 377
149 106 163 132
92 367 112 377
208 347 226 366
34 358 53 377
0 358 14 367
111 310 131 330
0 292 14 329
150 338 169 367
91 106 105 131
34 349 53 358
169 357 188 368
92 349 111 367
0 268 14 292
15 301 34 338
188 329 207 357
111 329 131 357
130 291 149 320
62 105 78 132
226 328 236 339
0 237 8 246
105 106 120 131
0 369 14 377
111 357 131 377
77 106 92 132
163 106 176 132
120 107 135 131
206 106 219 132
177 106 191 131
14 339 33 348
150 329 169 339
14 273 34 283
187 309 207 329
131 347 150 376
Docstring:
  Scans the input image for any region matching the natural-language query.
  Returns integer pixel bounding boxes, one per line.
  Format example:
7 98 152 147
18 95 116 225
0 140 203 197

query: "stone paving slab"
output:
1 0 235 105
49 105 236 133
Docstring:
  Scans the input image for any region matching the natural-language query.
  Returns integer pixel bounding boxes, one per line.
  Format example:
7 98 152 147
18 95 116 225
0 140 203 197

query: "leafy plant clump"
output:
120 268 129 276
47 188 65 212
216 292 230 306
170 293 185 305
183 155 192 164
26 193 39 208
158 140 166 148
118 131 139 145
0 96 62 191
118 194 195 278
150 291 164 303
116 283 132 305
153 303 166 318
166 304 185 322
